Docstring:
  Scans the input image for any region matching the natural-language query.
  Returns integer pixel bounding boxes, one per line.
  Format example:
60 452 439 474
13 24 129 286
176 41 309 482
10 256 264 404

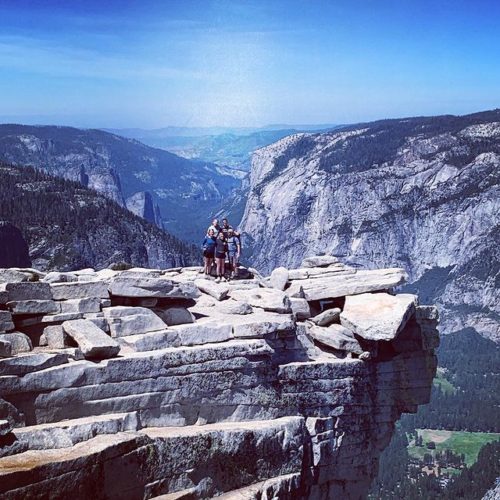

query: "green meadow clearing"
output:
408 429 500 466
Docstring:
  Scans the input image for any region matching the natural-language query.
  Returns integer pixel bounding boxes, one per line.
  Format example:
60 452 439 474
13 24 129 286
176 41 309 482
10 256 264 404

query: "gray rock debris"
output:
62 319 120 359
42 272 78 283
0 269 33 283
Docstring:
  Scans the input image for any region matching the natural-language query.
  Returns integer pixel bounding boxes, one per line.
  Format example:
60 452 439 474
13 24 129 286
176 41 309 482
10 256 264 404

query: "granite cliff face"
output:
0 125 241 242
240 110 500 342
0 258 438 499
126 191 164 229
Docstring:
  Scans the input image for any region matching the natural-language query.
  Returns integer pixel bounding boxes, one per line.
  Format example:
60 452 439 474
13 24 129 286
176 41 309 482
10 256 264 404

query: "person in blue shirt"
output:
226 228 241 279
202 228 217 275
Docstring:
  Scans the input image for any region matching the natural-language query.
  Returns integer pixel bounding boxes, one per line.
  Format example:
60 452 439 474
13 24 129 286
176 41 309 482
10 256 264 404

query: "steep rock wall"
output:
239 111 500 342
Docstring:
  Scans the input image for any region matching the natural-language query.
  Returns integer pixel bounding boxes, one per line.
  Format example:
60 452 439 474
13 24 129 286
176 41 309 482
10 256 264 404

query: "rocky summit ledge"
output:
0 258 438 499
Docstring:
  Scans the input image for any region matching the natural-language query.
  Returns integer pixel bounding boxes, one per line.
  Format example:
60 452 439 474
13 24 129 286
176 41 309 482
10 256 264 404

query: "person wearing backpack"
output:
226 228 241 279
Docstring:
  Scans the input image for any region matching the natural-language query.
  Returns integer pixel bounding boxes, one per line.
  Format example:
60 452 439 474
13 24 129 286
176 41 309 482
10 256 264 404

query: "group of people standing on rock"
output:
202 218 242 282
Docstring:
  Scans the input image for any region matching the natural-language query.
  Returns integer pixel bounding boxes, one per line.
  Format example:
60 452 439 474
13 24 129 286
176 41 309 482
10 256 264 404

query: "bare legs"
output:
229 255 238 278
215 257 225 279
204 256 214 275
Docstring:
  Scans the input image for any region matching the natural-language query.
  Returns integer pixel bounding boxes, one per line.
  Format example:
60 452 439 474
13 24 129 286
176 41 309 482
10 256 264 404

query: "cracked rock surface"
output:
0 259 438 499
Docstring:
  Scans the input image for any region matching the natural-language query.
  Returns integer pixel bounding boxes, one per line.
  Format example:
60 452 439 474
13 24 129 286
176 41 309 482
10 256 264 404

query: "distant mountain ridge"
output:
107 125 341 170
240 109 500 342
0 163 198 271
0 124 241 242
105 123 339 138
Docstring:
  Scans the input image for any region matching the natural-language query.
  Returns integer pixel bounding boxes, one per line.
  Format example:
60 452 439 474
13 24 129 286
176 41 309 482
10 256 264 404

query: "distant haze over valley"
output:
105 124 340 170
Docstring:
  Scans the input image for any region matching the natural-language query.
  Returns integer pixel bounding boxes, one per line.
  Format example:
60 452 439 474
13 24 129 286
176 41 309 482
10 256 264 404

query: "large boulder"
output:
340 292 417 341
62 319 120 359
0 332 32 355
299 268 408 301
109 276 199 300
307 323 363 354
289 298 311 320
59 298 101 314
42 272 78 284
40 325 69 349
7 300 59 315
229 288 292 314
0 340 11 358
301 255 339 268
103 306 167 337
0 222 31 268
50 282 109 300
288 265 354 281
311 308 341 327
195 279 229 301
0 269 33 284
230 311 295 338
218 300 253 315
168 321 233 346
0 311 14 333
269 267 289 291
4 282 53 302
0 352 69 376
154 307 195 326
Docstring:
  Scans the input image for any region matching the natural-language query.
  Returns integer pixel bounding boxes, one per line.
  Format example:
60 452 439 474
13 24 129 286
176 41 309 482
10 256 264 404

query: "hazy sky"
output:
0 0 499 128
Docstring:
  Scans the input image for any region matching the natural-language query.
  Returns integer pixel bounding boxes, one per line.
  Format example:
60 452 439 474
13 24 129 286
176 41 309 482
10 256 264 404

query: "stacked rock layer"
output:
0 258 438 499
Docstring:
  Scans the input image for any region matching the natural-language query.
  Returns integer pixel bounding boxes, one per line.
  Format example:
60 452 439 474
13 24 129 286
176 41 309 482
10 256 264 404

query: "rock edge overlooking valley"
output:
0 258 438 499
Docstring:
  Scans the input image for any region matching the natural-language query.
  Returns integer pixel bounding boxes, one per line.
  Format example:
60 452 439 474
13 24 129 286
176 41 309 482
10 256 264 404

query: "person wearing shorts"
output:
202 228 216 275
215 231 228 282
226 228 241 279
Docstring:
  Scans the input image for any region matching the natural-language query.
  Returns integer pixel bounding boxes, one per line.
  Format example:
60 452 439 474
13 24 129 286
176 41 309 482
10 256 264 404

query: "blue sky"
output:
0 0 499 128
